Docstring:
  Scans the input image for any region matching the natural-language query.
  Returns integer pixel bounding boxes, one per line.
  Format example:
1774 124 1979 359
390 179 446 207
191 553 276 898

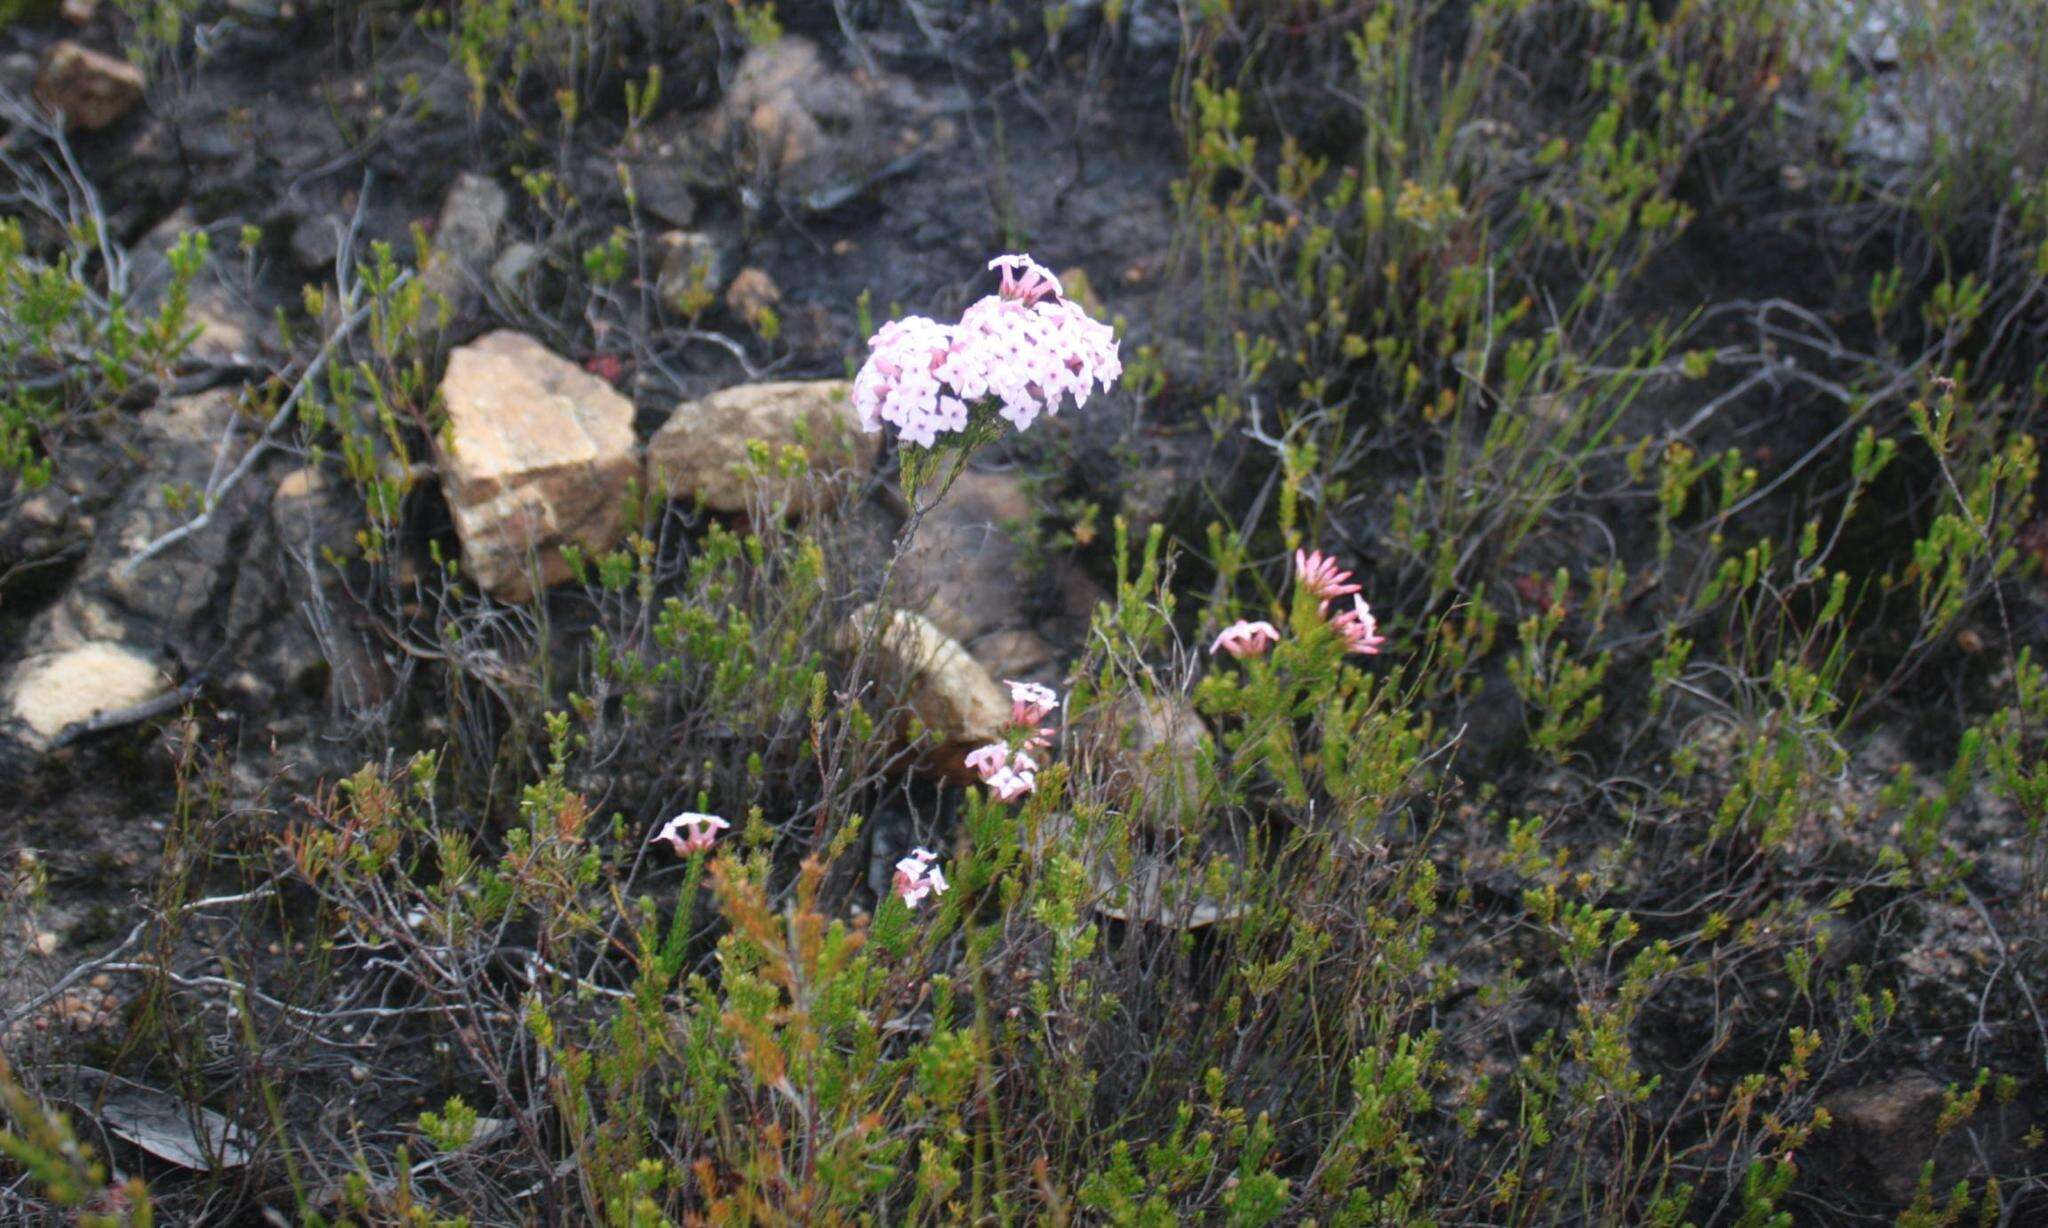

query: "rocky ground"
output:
0 2 2044 1223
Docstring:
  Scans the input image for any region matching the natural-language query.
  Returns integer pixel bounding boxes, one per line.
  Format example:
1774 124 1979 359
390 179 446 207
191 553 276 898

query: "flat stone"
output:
5 643 168 748
433 331 638 601
34 40 144 131
645 380 874 514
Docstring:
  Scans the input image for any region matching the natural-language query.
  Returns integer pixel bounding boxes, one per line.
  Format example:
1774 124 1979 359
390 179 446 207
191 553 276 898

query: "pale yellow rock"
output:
646 380 875 514
433 331 637 601
6 643 168 747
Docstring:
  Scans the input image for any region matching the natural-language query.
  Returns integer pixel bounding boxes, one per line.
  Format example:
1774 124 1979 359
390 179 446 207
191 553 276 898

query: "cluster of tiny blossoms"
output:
1210 549 1388 659
853 255 1122 447
965 680 1059 801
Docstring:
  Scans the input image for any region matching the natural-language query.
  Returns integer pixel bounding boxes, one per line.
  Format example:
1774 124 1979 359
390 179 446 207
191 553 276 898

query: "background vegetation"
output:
1 0 2044 1223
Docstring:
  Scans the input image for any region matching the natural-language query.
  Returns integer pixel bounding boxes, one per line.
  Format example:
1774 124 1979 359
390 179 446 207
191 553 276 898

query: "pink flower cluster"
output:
1206 549 1388 659
966 743 1039 801
893 846 950 909
853 255 1121 447
652 811 730 856
967 680 1061 801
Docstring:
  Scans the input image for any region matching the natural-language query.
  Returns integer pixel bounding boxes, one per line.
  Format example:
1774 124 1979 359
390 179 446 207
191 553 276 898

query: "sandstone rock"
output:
417 173 507 334
655 230 735 316
845 604 1008 764
433 331 637 601
33 40 143 132
646 380 874 514
4 643 168 749
725 266 781 326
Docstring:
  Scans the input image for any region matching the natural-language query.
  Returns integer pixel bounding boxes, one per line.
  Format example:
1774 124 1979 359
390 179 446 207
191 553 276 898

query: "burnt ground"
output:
1 2 2045 1223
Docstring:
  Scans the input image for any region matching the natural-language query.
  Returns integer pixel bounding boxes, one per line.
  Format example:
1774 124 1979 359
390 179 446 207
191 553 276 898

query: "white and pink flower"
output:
1295 549 1362 604
1210 619 1281 659
966 741 1039 801
892 847 950 908
1005 680 1060 727
852 254 1121 446
651 812 730 856
1329 596 1388 656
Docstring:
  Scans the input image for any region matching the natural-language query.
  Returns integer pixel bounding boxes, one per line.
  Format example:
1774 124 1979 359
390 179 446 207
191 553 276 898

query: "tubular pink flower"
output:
652 812 730 856
985 766 1036 802
1210 619 1282 659
1005 680 1060 727
1329 596 1388 656
892 849 950 908
967 743 1039 799
964 743 1012 781
1295 549 1362 603
989 253 1063 305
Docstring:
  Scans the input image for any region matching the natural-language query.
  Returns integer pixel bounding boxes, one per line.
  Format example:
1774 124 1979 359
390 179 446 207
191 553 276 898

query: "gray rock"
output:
129 209 270 367
288 213 342 274
23 388 267 667
896 470 1102 686
489 242 541 299
415 173 508 336
1819 1072 2035 1205
655 230 736 315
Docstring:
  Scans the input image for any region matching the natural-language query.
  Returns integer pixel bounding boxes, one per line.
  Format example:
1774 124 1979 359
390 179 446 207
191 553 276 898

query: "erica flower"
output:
1295 549 1362 603
966 742 1039 800
1210 619 1282 658
1329 596 1388 655
652 812 730 856
985 767 1037 802
964 742 1013 780
1006 680 1060 727
893 847 950 908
